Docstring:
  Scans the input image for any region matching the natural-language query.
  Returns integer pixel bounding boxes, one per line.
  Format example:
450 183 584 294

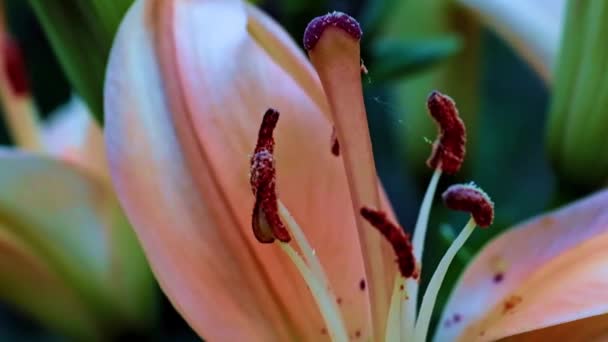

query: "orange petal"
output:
105 0 371 339
245 4 330 118
435 189 608 341
500 313 608 341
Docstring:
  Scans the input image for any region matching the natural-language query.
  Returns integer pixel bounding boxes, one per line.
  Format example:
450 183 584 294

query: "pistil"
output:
304 13 391 340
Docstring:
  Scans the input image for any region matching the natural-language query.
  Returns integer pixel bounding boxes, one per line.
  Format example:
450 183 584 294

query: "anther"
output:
426 91 466 174
303 11 362 52
442 183 494 227
360 207 417 278
250 109 290 243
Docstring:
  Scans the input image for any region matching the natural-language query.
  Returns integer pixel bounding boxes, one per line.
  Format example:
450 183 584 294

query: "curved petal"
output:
245 4 330 119
458 0 566 83
105 0 375 340
0 225 101 339
501 313 608 341
42 96 110 185
435 189 608 341
0 149 154 329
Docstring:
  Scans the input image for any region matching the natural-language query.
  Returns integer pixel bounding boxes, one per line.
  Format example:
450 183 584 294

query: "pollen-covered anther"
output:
360 207 417 278
442 183 494 227
303 11 362 51
250 109 290 243
426 90 466 174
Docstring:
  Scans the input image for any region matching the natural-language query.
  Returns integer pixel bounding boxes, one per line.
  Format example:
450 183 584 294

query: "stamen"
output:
361 207 418 342
413 185 494 342
402 167 442 339
413 218 477 342
360 207 417 279
250 109 348 340
0 34 42 151
250 109 290 243
279 242 349 342
426 91 466 174
442 183 494 227
304 13 390 338
277 201 329 287
405 91 466 338
385 276 404 342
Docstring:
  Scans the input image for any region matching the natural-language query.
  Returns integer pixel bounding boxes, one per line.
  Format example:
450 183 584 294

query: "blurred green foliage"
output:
27 0 133 124
546 0 608 190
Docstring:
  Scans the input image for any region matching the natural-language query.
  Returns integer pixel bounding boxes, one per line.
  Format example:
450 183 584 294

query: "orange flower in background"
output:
104 0 608 341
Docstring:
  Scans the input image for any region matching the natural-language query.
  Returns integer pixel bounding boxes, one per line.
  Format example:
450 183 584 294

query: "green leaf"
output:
27 0 134 124
368 35 462 82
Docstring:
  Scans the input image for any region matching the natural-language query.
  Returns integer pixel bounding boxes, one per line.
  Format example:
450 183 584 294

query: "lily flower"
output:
0 29 155 339
105 0 608 341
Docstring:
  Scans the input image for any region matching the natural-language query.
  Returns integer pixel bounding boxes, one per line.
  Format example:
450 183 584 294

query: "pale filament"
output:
277 201 348 342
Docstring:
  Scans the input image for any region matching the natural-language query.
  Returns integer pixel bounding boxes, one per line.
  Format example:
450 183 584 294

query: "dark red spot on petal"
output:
426 91 466 174
359 278 366 291
502 295 522 314
303 11 362 51
355 330 361 338
493 272 504 283
442 183 494 227
331 126 340 156
400 284 404 291
360 207 418 278
336 297 342 305
250 109 290 243
321 327 327 335
2 35 29 97
453 313 462 323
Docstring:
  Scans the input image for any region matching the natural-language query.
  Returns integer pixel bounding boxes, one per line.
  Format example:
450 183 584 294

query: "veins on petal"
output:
250 109 290 243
